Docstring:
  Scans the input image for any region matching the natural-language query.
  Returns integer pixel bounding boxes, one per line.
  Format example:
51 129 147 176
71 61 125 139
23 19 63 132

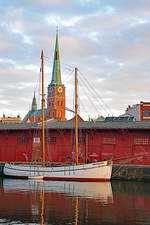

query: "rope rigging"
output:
78 69 114 117
34 54 114 120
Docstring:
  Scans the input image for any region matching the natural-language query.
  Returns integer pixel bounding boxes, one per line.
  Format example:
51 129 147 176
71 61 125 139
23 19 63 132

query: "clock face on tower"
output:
57 87 63 94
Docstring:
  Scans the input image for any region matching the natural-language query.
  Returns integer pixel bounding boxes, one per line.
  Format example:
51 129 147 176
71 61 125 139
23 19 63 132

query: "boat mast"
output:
41 50 45 167
41 189 45 225
75 67 78 165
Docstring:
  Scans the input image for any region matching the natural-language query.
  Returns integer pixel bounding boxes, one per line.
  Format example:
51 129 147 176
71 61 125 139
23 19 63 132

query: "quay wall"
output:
0 163 4 177
112 164 150 181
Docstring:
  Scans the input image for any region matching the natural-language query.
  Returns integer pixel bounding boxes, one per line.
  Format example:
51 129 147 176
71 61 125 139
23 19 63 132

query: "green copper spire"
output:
50 31 62 86
32 91 37 111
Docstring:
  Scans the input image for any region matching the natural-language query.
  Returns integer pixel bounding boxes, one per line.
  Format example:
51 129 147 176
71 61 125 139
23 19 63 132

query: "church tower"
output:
47 32 66 121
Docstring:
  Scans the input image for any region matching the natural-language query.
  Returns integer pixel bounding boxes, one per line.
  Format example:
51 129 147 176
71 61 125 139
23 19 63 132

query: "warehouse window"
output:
102 138 116 145
78 137 85 143
46 137 56 143
18 137 29 144
134 138 148 145
72 137 85 143
144 109 150 116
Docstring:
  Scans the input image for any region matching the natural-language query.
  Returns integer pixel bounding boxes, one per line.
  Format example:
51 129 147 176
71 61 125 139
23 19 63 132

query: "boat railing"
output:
2 161 77 167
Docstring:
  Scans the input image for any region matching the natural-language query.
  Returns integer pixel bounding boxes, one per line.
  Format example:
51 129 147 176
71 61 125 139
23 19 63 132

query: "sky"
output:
1 0 150 120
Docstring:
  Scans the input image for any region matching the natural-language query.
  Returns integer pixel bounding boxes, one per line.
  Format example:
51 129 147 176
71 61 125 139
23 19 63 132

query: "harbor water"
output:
0 178 150 225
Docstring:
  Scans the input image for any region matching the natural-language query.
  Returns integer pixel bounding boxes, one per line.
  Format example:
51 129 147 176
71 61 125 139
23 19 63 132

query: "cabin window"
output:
33 137 40 143
18 137 29 144
72 137 85 143
46 137 56 143
102 138 116 145
134 138 148 145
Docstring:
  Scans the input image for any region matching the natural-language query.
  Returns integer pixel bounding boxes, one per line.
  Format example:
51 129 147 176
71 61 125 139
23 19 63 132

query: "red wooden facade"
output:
140 101 150 121
0 124 150 165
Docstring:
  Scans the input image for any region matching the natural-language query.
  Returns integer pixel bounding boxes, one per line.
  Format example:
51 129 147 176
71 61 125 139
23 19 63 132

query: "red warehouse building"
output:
0 121 150 165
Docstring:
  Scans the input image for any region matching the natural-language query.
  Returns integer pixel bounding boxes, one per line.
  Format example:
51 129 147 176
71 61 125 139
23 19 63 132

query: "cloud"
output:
1 0 150 120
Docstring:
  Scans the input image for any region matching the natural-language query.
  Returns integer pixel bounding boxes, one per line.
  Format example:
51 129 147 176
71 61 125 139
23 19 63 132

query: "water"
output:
0 178 150 225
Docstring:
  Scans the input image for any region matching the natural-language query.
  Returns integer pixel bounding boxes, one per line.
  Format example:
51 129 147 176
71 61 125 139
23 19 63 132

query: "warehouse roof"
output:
1 120 150 130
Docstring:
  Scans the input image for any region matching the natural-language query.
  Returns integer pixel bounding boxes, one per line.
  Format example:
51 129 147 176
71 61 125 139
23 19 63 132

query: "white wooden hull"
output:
4 161 112 182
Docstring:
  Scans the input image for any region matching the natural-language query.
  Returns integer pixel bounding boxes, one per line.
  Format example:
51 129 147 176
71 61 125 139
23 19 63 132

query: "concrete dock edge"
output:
112 164 150 181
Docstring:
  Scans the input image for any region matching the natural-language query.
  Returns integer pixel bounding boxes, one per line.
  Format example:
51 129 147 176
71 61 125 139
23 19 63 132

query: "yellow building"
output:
0 115 22 123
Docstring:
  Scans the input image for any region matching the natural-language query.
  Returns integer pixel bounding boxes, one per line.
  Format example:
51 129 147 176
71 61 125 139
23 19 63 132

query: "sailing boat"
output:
3 51 112 182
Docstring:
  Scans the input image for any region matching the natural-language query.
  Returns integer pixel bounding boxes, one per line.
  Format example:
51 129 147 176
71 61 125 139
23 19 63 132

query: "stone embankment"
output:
112 164 150 181
0 163 4 177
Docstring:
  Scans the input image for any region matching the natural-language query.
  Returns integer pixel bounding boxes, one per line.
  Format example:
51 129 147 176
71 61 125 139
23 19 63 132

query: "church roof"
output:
50 32 63 87
23 109 47 122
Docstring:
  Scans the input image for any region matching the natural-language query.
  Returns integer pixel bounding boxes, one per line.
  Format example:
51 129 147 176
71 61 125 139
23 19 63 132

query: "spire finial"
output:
32 91 37 111
56 25 59 36
50 29 63 86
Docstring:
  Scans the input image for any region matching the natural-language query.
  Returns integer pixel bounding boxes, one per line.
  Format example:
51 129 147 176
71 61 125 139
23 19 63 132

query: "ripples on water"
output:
0 178 150 225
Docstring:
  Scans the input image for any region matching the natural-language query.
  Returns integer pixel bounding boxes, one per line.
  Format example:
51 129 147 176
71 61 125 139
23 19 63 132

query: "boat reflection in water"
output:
1 179 150 225
0 179 113 225
3 179 113 202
